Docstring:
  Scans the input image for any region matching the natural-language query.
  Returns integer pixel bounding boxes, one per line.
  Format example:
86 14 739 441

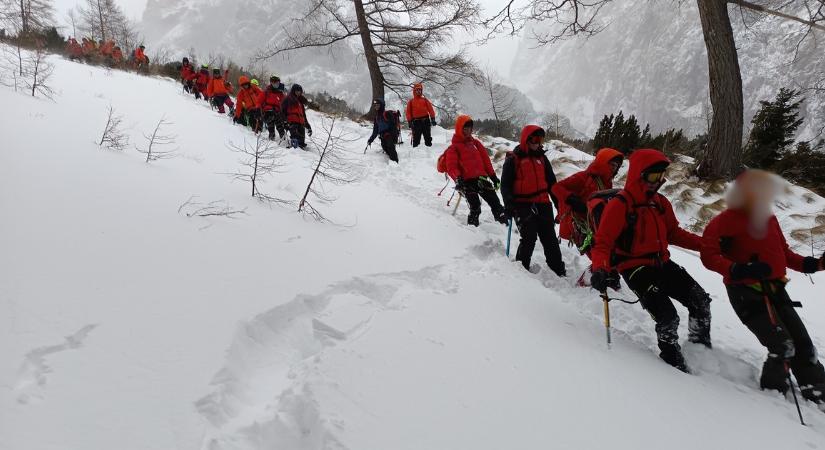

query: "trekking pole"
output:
760 280 805 426
363 143 370 154
506 218 513 257
601 291 612 349
452 193 463 216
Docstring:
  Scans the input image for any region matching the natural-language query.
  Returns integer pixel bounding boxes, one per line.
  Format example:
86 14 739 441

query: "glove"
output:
566 195 588 215
591 269 610 293
802 256 820 274
730 261 772 281
307 126 313 137
490 174 501 190
431 118 437 126
455 177 465 191
367 138 374 145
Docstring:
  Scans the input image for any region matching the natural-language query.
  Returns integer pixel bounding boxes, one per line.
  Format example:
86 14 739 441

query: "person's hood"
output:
452 114 473 142
290 84 303 96
517 125 545 153
374 98 386 112
238 75 249 85
412 82 423 98
587 148 624 181
624 148 670 201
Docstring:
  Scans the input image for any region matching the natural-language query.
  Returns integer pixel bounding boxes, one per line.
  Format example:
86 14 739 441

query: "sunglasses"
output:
643 171 666 184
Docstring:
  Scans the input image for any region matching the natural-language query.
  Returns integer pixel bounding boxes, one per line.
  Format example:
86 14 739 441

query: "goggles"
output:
643 170 666 184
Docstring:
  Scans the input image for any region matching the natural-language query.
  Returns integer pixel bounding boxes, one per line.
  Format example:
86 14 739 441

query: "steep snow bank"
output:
2 49 825 450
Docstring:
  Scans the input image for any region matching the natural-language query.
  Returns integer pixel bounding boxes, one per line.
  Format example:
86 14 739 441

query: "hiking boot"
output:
467 212 480 227
799 384 825 411
550 262 566 277
660 346 690 373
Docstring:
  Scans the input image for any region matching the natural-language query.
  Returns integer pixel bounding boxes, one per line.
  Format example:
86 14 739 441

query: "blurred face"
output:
462 125 473 138
608 158 622 176
373 102 381 111
242 83 251 89
414 88 423 96
528 134 543 150
295 89 303 97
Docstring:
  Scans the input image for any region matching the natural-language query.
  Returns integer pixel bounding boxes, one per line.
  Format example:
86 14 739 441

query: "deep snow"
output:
2 50 825 450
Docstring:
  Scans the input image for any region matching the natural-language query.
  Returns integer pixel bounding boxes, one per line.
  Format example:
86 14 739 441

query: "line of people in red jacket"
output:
440 115 824 408
179 58 311 149
66 38 146 69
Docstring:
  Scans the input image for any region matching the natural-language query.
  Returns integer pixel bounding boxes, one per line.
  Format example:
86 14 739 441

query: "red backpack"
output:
437 148 450 173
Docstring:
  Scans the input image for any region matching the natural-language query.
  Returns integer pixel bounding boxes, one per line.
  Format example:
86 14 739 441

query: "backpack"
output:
382 110 400 137
437 148 450 173
579 189 637 255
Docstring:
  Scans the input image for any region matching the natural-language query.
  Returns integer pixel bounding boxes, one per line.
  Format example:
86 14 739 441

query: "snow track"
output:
3 50 825 450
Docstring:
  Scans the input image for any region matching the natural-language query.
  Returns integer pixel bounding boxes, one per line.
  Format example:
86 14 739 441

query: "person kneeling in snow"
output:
444 115 507 227
701 169 825 409
590 149 712 373
501 126 565 276
367 99 400 163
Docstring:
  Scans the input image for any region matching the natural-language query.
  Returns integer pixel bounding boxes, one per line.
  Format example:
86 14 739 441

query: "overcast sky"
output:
52 0 522 81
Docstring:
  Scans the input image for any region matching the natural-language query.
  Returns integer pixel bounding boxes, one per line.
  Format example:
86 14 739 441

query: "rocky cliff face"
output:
509 1 824 138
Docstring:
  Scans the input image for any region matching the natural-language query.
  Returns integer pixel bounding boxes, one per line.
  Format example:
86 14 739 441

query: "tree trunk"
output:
695 0 744 180
97 0 106 42
353 0 384 118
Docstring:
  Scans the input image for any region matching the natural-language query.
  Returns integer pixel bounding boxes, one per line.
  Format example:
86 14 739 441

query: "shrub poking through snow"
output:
98 104 128 151
136 115 177 162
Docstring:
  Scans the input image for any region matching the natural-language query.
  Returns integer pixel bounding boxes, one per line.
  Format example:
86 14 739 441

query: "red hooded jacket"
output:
553 148 623 240
501 125 556 206
701 210 818 285
591 149 700 272
444 115 496 181
405 83 436 121
259 85 285 112
180 63 196 81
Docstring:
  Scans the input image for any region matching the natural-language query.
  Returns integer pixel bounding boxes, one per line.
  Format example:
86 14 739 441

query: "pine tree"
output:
592 114 614 151
743 88 805 170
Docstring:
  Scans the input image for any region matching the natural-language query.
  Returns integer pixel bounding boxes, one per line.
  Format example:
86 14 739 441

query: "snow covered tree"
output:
0 0 54 37
744 88 805 170
483 0 825 180
256 0 481 116
481 69 524 138
78 0 136 49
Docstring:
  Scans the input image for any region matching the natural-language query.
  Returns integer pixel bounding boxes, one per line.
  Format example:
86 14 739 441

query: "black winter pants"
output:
411 118 432 147
727 284 825 401
287 122 307 149
463 181 504 220
380 135 399 162
264 110 285 139
622 261 712 358
513 203 565 274
244 108 263 133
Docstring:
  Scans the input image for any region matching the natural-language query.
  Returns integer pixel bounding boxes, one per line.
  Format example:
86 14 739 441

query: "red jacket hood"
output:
452 115 473 142
519 125 545 150
624 148 670 201
587 147 623 182
412 83 423 98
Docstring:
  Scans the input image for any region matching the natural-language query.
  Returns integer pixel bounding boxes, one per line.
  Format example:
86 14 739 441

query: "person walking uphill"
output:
701 170 825 409
367 99 400 163
501 126 565 276
206 69 234 114
259 76 286 140
444 115 507 227
235 76 263 133
590 149 712 373
281 84 312 149
405 83 436 147
553 147 624 255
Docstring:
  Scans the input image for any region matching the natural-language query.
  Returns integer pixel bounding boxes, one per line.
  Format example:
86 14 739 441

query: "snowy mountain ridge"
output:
3 49 825 450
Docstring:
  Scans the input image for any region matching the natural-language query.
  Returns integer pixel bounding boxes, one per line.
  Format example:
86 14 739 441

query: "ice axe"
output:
601 290 611 349
506 218 513 257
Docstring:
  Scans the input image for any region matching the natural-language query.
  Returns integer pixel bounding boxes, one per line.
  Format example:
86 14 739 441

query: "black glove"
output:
431 118 437 126
367 137 374 145
306 126 313 136
566 195 587 215
730 261 772 281
802 256 820 274
591 269 610 293
455 177 465 191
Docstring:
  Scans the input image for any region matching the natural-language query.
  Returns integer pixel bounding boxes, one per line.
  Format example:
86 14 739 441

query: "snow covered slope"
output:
3 50 825 450
511 1 825 138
